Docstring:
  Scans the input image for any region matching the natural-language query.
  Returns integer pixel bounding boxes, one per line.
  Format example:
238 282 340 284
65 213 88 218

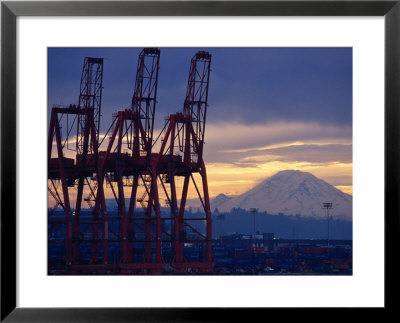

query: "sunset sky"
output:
48 47 352 203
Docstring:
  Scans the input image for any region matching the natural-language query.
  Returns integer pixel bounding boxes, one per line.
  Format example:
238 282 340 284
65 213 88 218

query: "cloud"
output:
202 120 351 164
238 143 352 164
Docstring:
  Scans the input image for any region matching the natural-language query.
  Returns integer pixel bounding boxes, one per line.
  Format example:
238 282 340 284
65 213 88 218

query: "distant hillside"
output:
211 209 352 240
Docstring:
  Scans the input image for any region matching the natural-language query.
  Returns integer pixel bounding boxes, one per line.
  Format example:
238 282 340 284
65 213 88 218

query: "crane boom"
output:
76 57 104 154
183 51 211 147
131 48 160 155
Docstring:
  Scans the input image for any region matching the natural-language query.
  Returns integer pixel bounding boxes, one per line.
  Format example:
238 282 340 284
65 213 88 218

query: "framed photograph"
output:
1 0 397 320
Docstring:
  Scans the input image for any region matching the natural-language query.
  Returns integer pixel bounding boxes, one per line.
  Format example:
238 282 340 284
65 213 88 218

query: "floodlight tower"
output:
322 202 333 246
250 207 258 239
249 207 259 269
216 212 226 239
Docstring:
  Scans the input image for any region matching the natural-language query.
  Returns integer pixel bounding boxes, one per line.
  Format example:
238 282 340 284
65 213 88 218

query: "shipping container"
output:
212 245 228 251
233 258 252 265
215 257 233 266
302 247 325 254
232 247 248 252
213 251 229 257
248 246 265 253
231 251 251 259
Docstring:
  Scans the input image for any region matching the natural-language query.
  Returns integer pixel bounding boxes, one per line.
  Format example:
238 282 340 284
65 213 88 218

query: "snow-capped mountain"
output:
211 170 352 220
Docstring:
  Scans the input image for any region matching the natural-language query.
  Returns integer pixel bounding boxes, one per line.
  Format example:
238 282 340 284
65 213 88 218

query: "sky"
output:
48 47 352 202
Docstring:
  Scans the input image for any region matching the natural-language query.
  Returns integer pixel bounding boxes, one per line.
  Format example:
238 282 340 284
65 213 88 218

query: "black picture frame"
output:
1 0 398 321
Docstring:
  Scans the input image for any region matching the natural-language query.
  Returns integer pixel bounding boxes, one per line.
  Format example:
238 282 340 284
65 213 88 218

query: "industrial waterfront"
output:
48 48 352 275
49 211 352 275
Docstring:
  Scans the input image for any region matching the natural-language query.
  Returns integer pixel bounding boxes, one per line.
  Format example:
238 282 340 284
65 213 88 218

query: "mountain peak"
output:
274 169 306 176
269 170 317 181
211 170 352 220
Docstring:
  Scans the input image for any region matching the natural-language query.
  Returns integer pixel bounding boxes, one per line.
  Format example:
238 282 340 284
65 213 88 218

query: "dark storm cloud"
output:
207 48 352 126
48 47 352 133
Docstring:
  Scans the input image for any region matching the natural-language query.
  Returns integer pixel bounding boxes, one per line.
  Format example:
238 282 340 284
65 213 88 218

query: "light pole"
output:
217 213 225 241
322 202 333 247
249 208 259 272
250 208 258 238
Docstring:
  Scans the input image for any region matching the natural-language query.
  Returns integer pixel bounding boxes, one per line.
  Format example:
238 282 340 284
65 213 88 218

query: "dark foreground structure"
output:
48 49 214 274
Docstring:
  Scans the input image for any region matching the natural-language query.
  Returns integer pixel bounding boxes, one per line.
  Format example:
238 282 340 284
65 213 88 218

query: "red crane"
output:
48 57 105 269
93 48 162 272
152 51 214 273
